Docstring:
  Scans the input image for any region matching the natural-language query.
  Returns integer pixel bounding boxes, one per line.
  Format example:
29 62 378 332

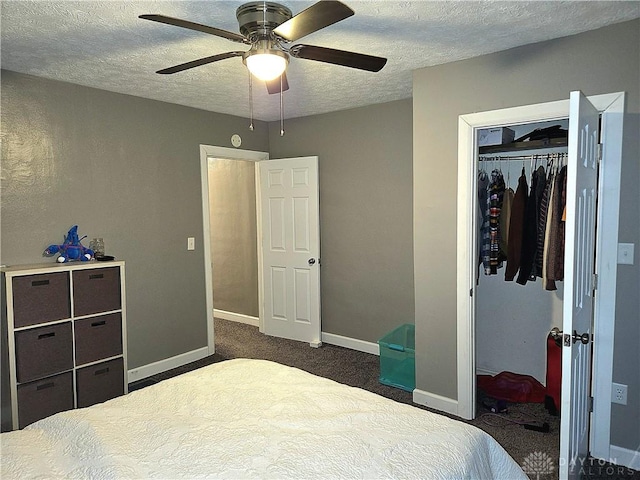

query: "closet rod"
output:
478 153 567 162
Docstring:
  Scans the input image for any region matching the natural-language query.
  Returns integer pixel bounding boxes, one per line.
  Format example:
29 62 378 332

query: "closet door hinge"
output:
592 273 598 292
597 143 603 163
588 396 594 413
470 288 473 297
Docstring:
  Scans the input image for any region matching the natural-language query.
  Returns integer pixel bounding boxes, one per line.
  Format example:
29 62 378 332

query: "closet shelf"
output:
479 138 567 154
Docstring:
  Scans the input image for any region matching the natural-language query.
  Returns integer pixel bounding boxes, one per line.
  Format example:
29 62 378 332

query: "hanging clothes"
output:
542 173 558 290
478 170 490 280
535 166 555 278
544 165 568 290
505 168 528 281
516 165 546 285
488 169 506 274
499 187 515 260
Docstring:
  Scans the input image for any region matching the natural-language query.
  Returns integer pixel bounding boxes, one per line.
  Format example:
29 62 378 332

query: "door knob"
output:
572 330 591 345
550 327 563 346
563 330 591 346
308 258 316 265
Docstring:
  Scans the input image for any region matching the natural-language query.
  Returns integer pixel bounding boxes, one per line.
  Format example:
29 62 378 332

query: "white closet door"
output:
559 91 599 480
259 156 321 347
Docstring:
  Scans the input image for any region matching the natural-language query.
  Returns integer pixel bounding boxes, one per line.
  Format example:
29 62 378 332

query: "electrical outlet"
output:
617 243 634 265
612 382 628 405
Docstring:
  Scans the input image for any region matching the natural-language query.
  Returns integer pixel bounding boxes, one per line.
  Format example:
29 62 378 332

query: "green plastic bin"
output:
378 323 415 392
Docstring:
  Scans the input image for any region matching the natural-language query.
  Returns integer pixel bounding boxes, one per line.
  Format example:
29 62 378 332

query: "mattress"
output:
1 358 527 479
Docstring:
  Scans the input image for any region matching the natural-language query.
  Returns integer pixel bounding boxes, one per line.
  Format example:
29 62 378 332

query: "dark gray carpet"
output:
130 318 639 480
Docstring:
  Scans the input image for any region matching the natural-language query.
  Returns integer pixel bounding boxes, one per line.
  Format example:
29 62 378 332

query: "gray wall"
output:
413 19 639 450
268 99 414 343
1 71 412 365
208 158 259 317
0 71 269 369
611 112 640 450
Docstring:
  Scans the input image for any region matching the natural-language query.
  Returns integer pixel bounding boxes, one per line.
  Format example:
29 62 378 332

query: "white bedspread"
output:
1 359 527 479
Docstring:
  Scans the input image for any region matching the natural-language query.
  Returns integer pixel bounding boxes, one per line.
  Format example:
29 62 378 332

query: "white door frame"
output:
456 92 624 460
199 144 269 355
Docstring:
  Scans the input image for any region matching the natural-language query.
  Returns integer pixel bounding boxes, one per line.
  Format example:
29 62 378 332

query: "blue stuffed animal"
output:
44 225 94 262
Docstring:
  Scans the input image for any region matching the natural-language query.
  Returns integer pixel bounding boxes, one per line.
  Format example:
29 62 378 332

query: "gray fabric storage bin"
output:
74 313 123 365
17 372 73 428
12 272 70 327
73 267 121 316
15 322 73 383
76 358 124 408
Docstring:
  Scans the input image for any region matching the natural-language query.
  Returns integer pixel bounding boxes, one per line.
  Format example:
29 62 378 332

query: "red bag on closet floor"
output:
477 371 546 403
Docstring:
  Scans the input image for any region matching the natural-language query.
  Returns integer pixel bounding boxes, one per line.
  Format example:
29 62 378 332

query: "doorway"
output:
199 145 322 351
199 145 269 356
457 92 625 465
208 157 260 327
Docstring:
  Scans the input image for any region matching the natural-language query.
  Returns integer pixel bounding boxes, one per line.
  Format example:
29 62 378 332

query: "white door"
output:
559 91 600 479
259 156 321 347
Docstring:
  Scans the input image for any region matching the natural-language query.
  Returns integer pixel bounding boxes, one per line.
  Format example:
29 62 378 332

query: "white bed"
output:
1 359 527 479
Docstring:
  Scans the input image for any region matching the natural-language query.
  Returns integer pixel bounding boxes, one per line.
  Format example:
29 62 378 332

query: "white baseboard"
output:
610 445 640 471
127 330 376 384
213 314 380 355
127 347 210 383
214 309 259 327
321 332 379 355
213 314 378 355
413 388 459 417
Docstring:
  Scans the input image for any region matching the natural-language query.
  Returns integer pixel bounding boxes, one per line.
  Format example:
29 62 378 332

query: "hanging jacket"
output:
505 169 528 281
488 169 506 274
544 165 568 289
535 168 555 278
478 170 490 279
499 187 515 260
517 166 546 285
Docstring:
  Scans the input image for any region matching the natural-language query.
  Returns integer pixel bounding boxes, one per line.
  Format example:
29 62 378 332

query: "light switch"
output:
187 237 195 251
617 243 634 265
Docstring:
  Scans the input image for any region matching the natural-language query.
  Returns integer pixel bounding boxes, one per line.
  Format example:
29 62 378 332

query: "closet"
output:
457 91 625 476
474 119 569 394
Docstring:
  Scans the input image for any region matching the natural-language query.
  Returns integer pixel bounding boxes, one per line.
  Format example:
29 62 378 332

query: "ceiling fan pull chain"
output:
248 71 254 131
262 1 267 35
280 75 285 136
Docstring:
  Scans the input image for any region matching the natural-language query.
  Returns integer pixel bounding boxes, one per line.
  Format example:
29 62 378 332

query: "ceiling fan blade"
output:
273 1 354 42
156 51 245 74
139 14 249 44
266 73 290 94
290 44 387 72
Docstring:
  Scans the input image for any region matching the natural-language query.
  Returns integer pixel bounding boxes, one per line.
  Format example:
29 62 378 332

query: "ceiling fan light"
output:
245 51 288 81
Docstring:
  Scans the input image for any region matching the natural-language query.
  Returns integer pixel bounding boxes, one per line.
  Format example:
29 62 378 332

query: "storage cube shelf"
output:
378 323 416 392
1 261 127 431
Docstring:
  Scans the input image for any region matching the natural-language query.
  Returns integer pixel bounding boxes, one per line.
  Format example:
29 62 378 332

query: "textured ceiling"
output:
2 1 639 121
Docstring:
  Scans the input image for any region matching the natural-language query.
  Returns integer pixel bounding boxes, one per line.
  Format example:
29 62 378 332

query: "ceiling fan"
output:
139 0 387 96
